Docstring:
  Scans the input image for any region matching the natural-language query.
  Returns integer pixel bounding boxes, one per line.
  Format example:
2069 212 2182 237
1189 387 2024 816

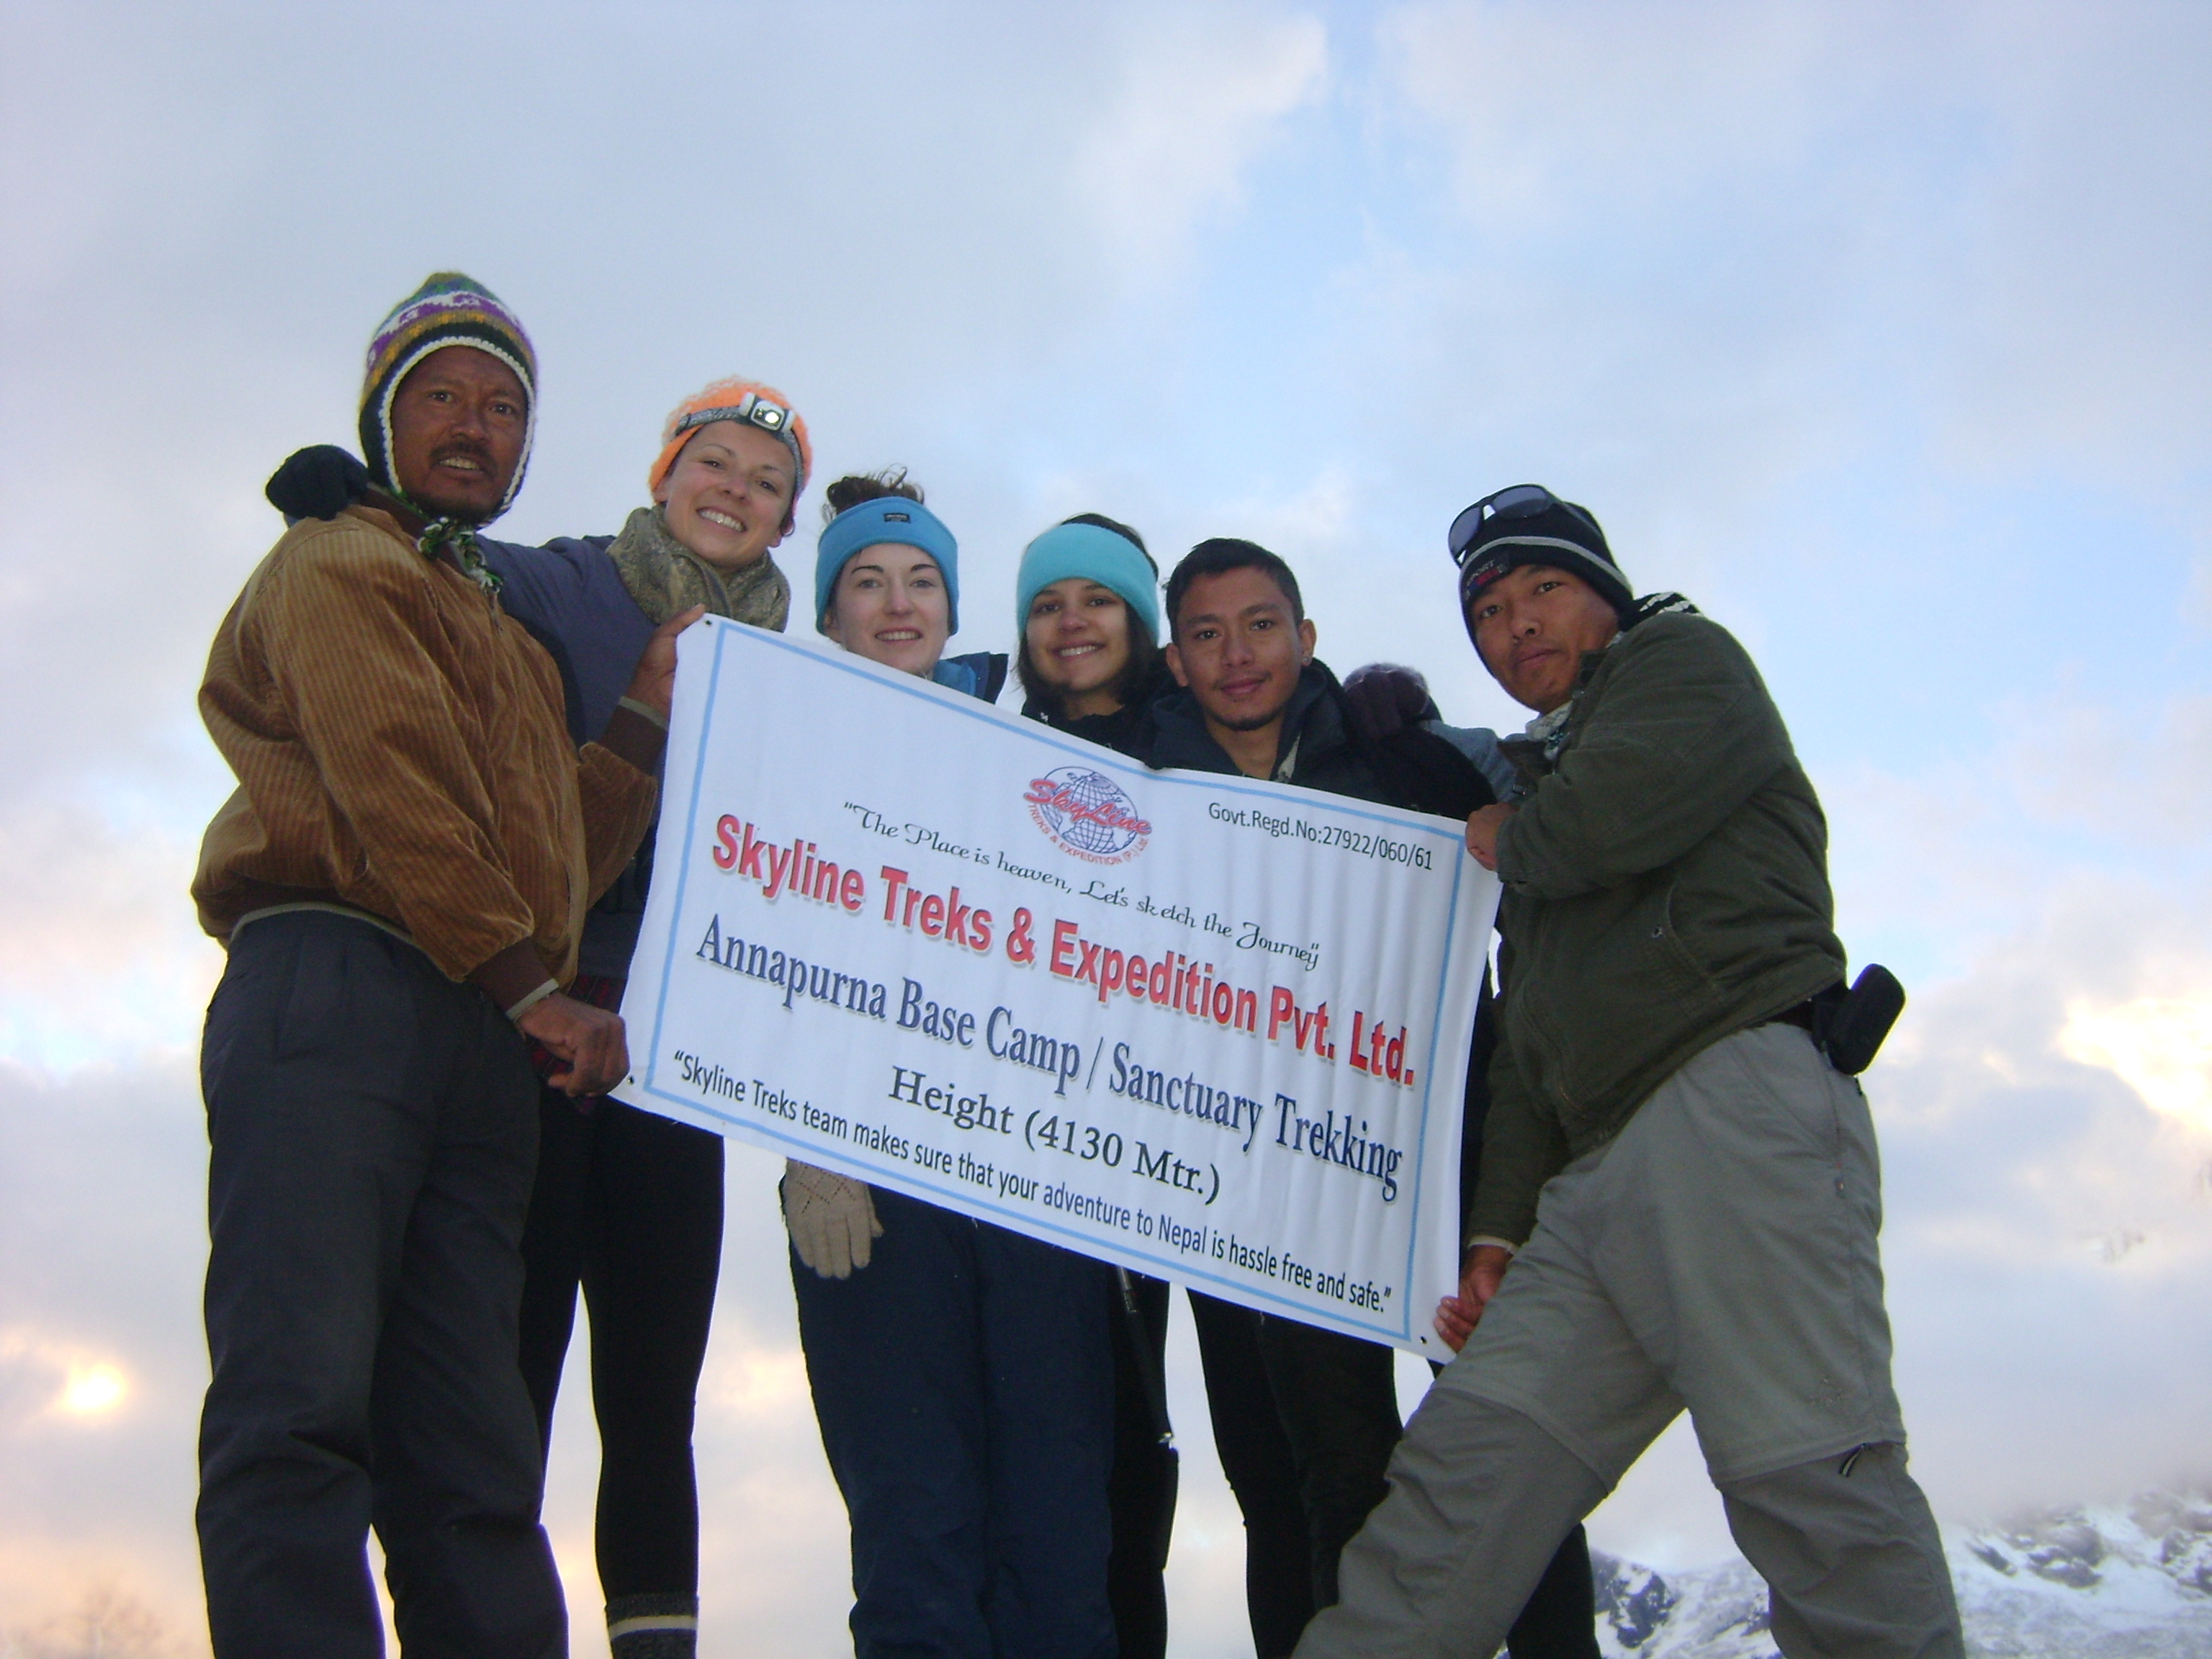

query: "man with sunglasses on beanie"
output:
1297 487 1961 1659
193 273 693 1659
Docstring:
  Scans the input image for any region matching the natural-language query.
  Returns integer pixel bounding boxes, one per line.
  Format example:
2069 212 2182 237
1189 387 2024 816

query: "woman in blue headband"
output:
1015 513 1169 743
785 472 1116 1659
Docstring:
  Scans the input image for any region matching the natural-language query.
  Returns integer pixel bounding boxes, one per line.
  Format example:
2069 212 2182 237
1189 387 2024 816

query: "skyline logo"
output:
1025 767 1151 866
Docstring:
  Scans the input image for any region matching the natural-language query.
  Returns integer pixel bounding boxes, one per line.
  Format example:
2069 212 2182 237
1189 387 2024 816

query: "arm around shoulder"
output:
572 605 702 899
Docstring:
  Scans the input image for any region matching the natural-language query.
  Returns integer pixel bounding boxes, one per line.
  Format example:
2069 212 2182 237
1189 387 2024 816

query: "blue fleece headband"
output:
815 498 961 634
1015 523 1160 642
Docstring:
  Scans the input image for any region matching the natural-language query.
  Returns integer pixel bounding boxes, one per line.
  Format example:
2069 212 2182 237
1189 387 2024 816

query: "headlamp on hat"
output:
674 390 790 439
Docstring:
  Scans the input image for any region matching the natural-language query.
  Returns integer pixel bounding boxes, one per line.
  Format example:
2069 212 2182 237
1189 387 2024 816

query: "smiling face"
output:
652 420 794 573
1464 562 1622 712
822 544 951 676
1165 565 1316 735
388 345 529 523
1024 579 1136 717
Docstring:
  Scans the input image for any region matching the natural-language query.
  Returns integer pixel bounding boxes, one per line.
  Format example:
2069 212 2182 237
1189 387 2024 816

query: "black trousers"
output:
1105 1272 1177 1659
516 1090 724 1609
197 912 563 1659
1190 1294 1320 1659
1256 1316 1404 1611
1111 1290 1599 1659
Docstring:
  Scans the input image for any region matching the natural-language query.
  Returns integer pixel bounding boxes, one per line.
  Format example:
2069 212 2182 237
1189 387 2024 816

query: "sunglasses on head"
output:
1448 484 1598 567
675 391 793 441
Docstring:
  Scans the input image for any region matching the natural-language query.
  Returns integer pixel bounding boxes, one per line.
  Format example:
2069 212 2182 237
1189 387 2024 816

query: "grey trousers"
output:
1295 1025 1961 1659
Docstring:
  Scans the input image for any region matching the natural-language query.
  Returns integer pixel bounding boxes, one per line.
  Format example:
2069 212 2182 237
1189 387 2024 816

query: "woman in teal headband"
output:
1015 514 1169 747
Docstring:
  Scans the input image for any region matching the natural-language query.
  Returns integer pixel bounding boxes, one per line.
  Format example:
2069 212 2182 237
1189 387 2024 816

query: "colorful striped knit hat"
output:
649 377 812 525
358 272 537 520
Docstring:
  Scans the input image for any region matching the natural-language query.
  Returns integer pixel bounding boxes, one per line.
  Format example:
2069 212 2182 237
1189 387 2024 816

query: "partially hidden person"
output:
1143 536 1601 1657
495 379 804 1659
786 475 1118 1659
194 272 690 1659
1295 485 1962 1658
482 377 806 1659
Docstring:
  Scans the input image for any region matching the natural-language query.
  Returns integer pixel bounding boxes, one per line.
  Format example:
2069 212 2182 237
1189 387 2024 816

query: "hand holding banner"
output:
617 618 1499 1353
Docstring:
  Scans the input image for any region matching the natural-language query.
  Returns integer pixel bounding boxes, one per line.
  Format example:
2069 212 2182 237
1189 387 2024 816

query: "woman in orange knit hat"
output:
493 378 809 1659
629 377 812 623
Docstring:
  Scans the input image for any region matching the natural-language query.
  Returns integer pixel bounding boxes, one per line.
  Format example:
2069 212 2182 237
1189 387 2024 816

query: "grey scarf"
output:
1522 701 1576 765
606 504 791 631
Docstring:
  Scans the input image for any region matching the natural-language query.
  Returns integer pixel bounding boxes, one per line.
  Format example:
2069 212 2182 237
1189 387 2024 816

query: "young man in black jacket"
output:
1150 538 1599 1658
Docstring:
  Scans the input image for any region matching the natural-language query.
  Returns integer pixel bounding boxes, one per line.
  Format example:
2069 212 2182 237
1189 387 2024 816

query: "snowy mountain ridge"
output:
1591 1490 2212 1658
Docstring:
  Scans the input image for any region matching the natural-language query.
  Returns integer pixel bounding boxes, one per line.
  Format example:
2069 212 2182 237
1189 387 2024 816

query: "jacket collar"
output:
1148 660 1345 779
931 650 1008 703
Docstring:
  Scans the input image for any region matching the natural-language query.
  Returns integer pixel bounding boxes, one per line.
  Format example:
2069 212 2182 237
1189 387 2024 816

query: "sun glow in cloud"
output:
2060 996 2212 1134
0 1331 134 1421
55 1361 130 1419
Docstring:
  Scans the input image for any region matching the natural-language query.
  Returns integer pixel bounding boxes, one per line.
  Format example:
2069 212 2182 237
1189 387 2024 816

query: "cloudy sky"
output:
4 1 2209 1652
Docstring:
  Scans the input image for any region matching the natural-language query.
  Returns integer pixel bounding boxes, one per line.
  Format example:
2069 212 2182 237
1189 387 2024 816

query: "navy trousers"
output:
792 1187 1116 1659
197 912 564 1659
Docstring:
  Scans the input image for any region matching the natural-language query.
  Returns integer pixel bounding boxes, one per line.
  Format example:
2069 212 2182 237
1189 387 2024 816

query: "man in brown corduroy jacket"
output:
191 274 696 1659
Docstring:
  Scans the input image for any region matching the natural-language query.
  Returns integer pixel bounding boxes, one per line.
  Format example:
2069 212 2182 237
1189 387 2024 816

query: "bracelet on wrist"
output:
616 695 670 732
505 979 559 1022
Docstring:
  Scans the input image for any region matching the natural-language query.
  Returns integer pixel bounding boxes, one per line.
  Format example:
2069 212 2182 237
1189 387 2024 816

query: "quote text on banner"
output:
616 619 1500 1352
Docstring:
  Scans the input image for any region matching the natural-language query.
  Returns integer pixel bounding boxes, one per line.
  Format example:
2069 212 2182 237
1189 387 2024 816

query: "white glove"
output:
781 1160 883 1279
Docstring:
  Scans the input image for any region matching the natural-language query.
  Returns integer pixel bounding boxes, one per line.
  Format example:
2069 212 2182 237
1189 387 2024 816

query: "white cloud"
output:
1348 0 2212 644
1071 9 1328 275
2062 997 2212 1138
0 1334 133 1426
1382 1 1846 226
0 791 225 1072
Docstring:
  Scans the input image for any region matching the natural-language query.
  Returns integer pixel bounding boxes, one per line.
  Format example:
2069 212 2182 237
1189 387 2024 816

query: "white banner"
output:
616 618 1499 1353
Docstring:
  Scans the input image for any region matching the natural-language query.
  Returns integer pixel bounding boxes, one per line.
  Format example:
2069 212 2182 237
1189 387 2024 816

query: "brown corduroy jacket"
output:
193 503 658 1004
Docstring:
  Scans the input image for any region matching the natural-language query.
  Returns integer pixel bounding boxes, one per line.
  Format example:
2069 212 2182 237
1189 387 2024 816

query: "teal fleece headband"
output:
816 498 961 633
1015 523 1160 642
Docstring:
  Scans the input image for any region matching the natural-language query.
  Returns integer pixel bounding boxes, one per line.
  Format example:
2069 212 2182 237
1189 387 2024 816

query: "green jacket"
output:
1468 610 1845 1246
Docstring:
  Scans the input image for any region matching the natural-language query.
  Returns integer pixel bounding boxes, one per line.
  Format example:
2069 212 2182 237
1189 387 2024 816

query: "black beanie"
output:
1455 495 1634 624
